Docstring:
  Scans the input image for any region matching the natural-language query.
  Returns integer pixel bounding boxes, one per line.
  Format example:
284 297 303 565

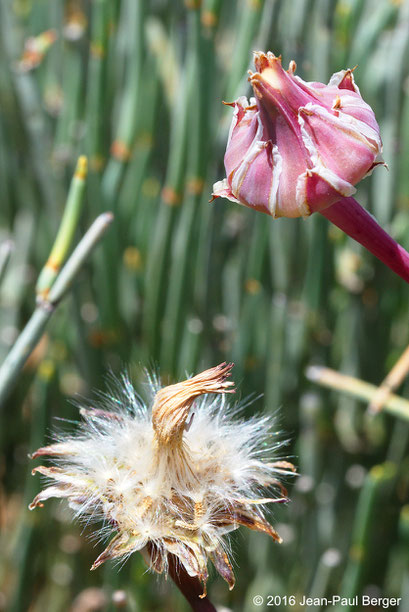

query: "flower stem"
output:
167 553 217 612
320 196 409 283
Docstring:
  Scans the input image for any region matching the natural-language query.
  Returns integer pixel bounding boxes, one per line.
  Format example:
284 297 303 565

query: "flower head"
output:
213 52 383 218
212 51 409 284
30 363 294 595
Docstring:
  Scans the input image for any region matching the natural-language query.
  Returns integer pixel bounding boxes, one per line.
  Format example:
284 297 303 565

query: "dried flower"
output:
213 51 409 283
30 363 294 595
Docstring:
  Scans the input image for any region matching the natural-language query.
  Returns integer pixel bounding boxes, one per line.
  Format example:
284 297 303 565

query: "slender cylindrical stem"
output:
369 343 409 413
0 213 113 408
320 196 409 283
36 156 88 297
0 239 13 286
339 463 397 610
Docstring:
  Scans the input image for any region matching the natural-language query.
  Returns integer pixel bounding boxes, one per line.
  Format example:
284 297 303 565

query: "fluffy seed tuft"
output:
30 363 295 594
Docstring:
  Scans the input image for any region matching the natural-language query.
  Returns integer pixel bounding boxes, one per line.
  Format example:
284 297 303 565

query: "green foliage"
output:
0 0 408 610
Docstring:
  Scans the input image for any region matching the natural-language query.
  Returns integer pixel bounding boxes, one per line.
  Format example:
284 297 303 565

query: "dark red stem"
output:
320 197 409 284
167 554 217 612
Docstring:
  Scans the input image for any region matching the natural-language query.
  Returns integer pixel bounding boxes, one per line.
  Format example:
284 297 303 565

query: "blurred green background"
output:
0 0 409 610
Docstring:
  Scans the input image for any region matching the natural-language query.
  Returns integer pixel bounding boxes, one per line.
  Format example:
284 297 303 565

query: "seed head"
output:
30 363 294 595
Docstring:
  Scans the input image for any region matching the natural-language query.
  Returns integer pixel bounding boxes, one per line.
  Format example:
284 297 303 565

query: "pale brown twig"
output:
368 344 409 414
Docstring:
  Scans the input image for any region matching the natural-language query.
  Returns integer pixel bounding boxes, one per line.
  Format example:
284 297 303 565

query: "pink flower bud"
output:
213 52 409 283
213 52 383 217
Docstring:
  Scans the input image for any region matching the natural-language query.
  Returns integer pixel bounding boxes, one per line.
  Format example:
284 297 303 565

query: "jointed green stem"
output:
0 213 113 408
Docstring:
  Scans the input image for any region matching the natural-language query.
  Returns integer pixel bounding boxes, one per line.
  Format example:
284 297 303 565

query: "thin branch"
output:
0 213 114 408
368 344 409 413
306 365 409 422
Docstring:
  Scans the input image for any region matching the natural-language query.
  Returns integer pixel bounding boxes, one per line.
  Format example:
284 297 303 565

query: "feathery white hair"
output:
30 363 295 595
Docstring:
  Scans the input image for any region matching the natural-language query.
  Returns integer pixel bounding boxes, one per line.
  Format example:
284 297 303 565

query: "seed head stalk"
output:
166 550 217 612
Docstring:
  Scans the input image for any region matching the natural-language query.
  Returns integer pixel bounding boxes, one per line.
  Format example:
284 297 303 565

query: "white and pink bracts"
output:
213 52 409 283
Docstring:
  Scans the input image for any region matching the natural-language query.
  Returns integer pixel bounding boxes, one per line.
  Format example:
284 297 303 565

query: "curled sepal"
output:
328 67 360 93
209 547 235 591
91 531 147 570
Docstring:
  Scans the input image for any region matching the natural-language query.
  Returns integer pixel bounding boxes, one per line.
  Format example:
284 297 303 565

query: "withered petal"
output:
269 480 289 498
234 496 288 506
29 484 71 510
91 531 147 570
164 538 208 581
164 538 209 597
230 510 282 543
31 465 94 490
31 465 66 476
267 460 297 473
30 441 79 459
209 547 235 590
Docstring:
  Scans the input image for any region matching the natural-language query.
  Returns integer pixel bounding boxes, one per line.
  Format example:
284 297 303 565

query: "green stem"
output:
0 213 113 408
85 0 110 171
0 239 13 286
225 0 266 100
307 549 341 609
36 156 88 297
339 463 397 608
101 0 144 206
142 29 192 357
96 0 144 334
0 1 60 220
10 361 54 612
